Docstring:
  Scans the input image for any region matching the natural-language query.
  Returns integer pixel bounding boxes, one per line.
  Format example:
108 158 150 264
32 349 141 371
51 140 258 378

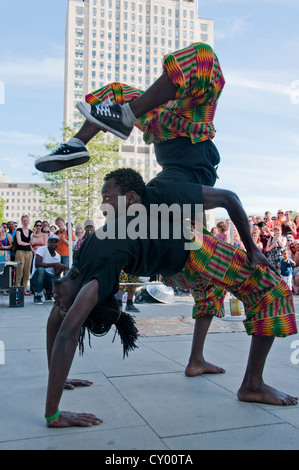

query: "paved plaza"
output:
0 291 299 451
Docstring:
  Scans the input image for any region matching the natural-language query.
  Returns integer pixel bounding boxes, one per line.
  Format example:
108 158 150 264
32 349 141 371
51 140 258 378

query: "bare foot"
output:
237 383 298 406
47 411 103 428
185 360 225 377
64 378 93 390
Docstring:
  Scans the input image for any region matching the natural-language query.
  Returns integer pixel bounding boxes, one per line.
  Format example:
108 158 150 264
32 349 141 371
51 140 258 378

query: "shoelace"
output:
95 102 120 118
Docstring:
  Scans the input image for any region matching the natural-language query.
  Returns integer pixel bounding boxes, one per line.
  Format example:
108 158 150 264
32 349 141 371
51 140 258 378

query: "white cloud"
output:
0 130 46 146
214 15 252 40
225 71 294 100
0 57 64 89
291 134 299 146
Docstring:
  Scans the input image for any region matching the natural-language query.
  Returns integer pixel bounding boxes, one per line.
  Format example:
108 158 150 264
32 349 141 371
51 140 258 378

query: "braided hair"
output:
78 294 139 358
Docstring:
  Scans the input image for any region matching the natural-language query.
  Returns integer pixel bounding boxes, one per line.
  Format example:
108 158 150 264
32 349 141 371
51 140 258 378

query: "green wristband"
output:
44 409 60 423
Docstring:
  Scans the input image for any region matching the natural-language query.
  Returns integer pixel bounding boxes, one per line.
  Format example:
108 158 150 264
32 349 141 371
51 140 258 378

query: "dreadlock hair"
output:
78 294 139 358
104 168 146 197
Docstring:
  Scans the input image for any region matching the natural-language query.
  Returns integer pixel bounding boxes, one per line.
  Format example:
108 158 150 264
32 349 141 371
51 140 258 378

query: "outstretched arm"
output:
46 303 64 369
46 303 93 390
45 279 102 427
202 186 279 274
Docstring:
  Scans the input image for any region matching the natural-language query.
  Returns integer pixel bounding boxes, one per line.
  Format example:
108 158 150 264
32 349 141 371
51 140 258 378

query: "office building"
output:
64 0 214 181
0 172 59 224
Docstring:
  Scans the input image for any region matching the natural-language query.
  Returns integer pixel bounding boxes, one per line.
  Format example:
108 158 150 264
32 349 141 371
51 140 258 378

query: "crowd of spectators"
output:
1 208 299 304
0 215 96 304
212 209 299 295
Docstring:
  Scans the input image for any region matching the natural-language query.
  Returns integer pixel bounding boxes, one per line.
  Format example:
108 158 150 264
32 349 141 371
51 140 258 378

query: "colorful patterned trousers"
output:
119 270 139 293
164 228 297 337
85 42 225 144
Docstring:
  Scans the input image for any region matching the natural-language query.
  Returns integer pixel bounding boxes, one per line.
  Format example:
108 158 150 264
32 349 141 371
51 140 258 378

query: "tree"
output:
0 197 5 222
31 123 120 224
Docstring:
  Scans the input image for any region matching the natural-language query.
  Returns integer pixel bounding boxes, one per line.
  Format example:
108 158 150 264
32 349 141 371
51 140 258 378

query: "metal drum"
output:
146 283 175 304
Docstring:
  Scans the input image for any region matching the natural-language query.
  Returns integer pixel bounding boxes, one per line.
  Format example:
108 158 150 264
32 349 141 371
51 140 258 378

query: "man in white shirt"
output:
31 234 67 304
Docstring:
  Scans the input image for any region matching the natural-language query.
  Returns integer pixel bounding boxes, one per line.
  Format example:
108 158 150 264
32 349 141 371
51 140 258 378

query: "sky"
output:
0 0 298 219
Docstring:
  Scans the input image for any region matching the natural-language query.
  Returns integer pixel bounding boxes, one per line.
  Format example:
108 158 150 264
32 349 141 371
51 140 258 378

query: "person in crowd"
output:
210 227 218 237
290 241 299 295
248 216 255 230
264 211 274 232
74 224 84 242
256 221 271 254
42 221 51 235
74 220 95 252
216 221 230 243
251 228 263 252
31 220 48 255
279 247 295 292
286 236 295 248
15 214 33 295
293 215 299 240
282 211 297 238
55 216 76 271
117 271 140 313
0 224 12 262
275 209 285 227
6 221 16 261
50 225 57 234
31 234 67 305
1 222 7 233
290 240 299 262
233 226 245 250
265 225 286 272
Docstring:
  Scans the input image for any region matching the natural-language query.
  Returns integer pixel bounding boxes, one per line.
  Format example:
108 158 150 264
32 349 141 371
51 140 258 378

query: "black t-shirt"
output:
16 228 32 251
73 214 189 305
143 173 204 219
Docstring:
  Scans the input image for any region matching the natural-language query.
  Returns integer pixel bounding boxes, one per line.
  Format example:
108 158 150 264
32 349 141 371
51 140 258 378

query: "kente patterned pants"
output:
119 270 139 293
164 228 297 337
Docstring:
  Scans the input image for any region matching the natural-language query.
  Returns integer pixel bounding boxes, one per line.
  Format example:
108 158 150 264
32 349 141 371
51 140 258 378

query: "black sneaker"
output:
125 303 140 313
34 294 43 305
34 143 90 173
44 293 53 301
77 102 133 139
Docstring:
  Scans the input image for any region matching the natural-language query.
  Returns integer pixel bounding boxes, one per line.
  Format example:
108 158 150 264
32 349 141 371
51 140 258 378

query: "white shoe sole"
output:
77 102 129 140
35 151 90 173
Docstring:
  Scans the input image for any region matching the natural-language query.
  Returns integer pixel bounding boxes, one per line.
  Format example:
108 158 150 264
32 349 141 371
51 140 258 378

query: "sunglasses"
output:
35 224 42 227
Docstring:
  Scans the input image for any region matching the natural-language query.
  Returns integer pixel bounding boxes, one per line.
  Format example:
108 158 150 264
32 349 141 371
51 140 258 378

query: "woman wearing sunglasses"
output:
31 220 48 256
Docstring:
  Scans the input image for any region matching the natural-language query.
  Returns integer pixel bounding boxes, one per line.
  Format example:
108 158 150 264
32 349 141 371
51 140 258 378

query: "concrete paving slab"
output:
0 425 169 451
269 405 299 428
163 422 299 450
85 343 185 377
0 371 147 444
142 332 250 368
110 373 283 437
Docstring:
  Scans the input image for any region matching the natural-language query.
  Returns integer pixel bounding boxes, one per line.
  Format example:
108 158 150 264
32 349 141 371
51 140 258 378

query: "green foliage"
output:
31 123 120 224
0 197 5 221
